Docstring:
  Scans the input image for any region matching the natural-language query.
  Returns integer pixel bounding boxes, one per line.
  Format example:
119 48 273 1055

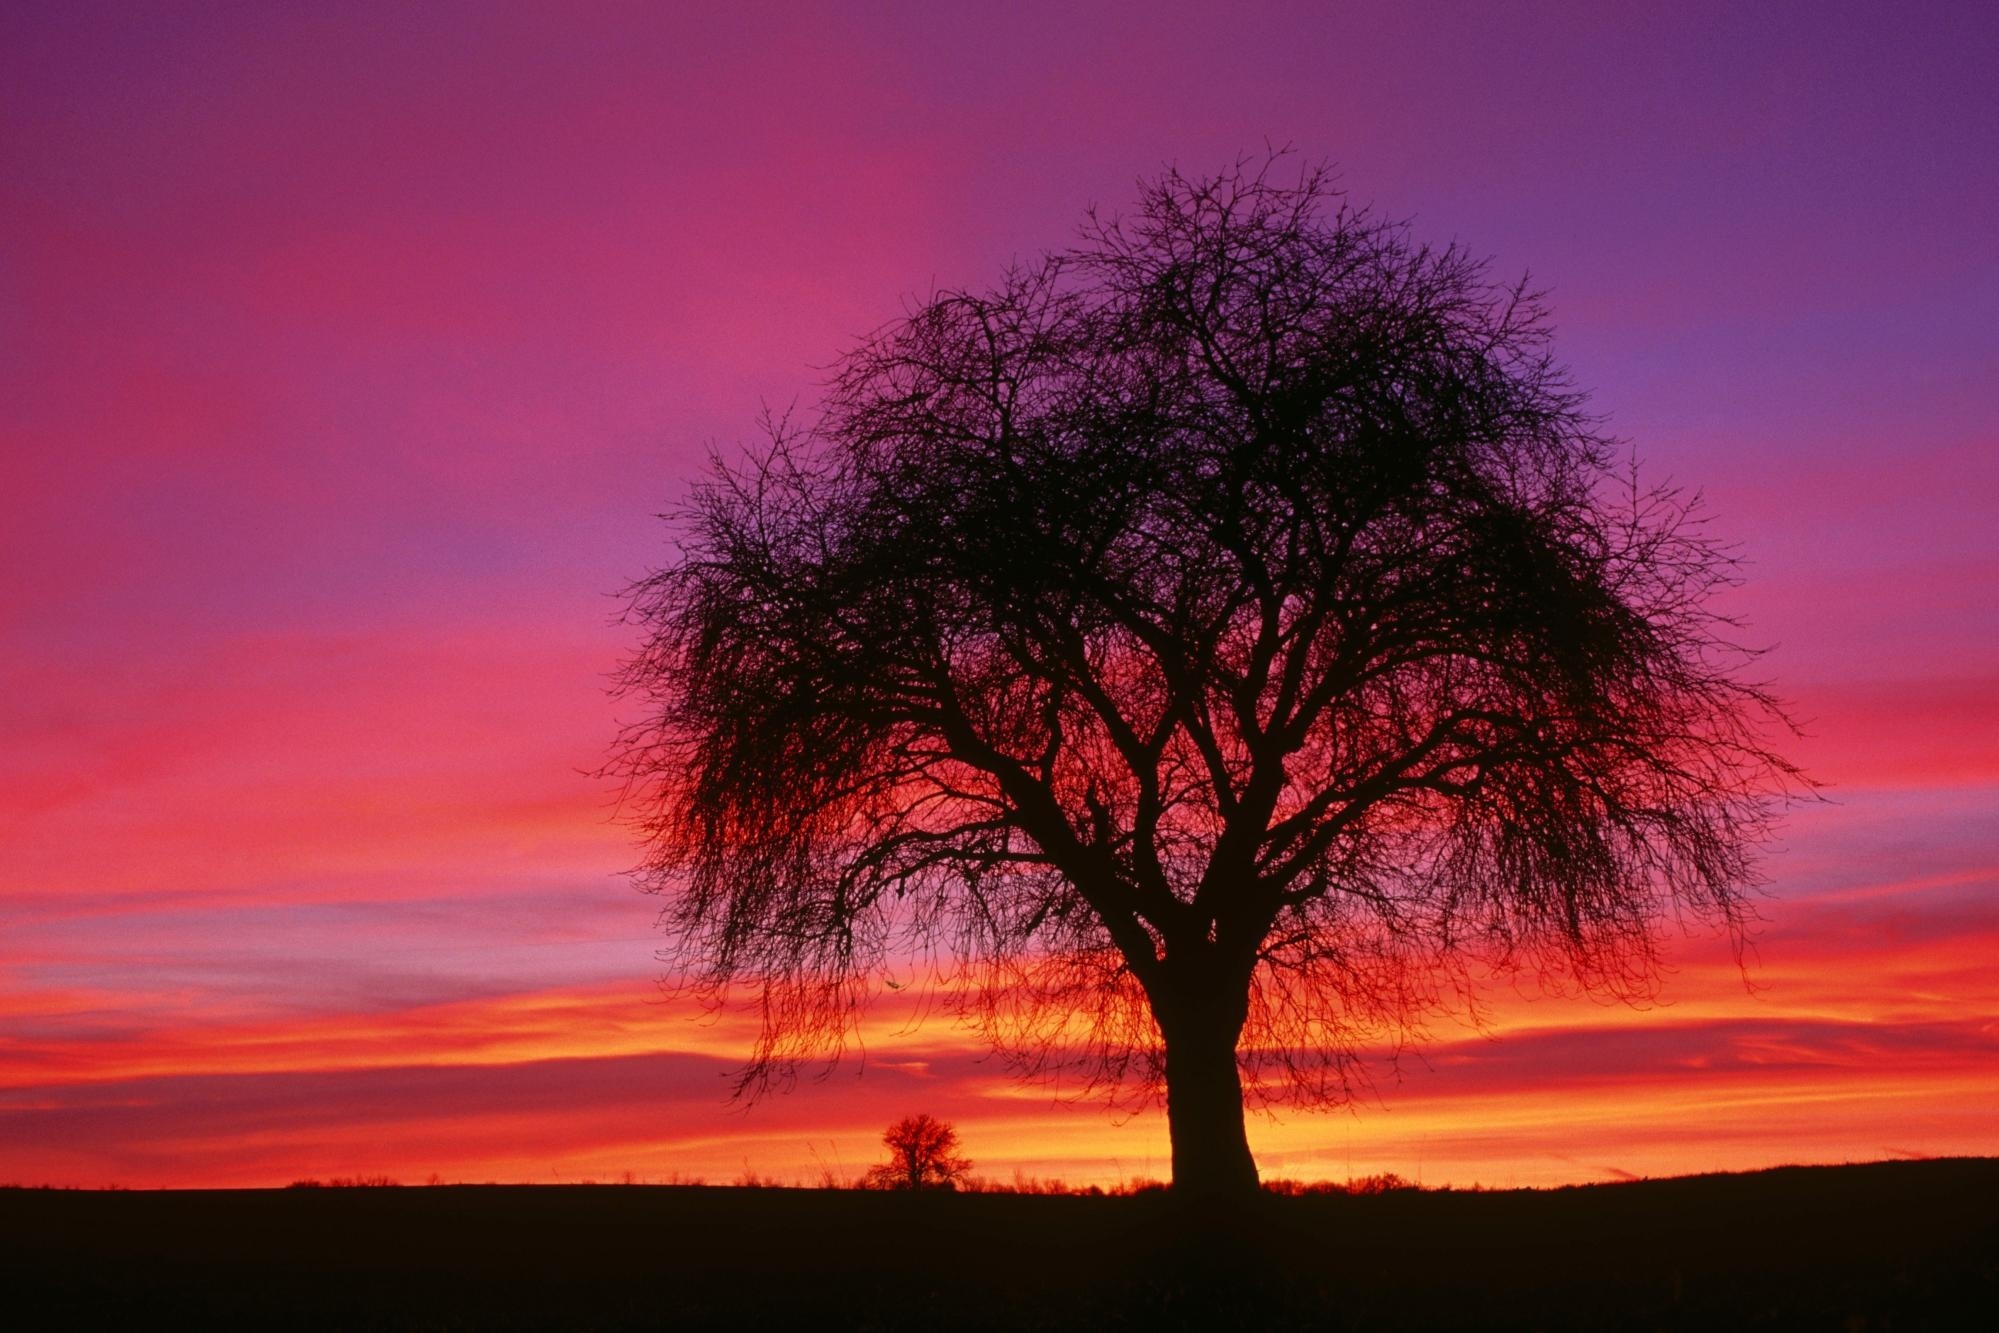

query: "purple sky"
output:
3 0 1995 1188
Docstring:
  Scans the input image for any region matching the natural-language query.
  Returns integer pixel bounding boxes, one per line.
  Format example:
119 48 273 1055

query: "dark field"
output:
5 1159 1994 1330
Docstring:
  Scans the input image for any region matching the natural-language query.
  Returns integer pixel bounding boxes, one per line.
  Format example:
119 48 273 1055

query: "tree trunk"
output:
1162 1015 1260 1199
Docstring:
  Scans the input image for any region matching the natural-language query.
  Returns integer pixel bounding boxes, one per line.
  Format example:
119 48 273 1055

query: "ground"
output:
4 1159 1993 1329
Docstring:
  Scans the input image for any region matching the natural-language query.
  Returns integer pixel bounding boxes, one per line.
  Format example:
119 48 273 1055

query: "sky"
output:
3 0 1995 1189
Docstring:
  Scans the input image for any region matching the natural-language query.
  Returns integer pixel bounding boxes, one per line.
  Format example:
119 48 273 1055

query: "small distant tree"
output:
863 1113 971 1192
613 155 1801 1199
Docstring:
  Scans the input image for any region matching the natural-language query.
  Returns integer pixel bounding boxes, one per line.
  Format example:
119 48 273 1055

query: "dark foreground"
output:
4 1159 1994 1330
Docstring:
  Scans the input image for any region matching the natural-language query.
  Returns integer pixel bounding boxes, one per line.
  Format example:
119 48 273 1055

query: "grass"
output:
3 1158 1993 1329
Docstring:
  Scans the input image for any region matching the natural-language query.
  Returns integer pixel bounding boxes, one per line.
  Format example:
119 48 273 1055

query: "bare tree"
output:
862 1113 972 1192
612 157 1800 1198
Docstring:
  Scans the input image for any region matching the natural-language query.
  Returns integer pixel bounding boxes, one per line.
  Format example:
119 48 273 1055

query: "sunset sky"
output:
4 0 1995 1190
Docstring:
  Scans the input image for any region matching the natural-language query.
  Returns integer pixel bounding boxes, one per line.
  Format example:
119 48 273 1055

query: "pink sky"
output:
3 0 1995 1188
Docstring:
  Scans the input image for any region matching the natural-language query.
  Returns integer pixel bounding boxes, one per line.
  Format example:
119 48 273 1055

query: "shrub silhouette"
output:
862 1114 971 1192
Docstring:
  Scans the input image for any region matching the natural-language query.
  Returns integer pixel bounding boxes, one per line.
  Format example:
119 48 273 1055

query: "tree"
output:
612 158 1799 1199
862 1113 972 1192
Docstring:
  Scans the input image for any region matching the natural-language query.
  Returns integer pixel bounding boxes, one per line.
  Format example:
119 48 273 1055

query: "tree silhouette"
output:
862 1113 972 1192
613 157 1799 1198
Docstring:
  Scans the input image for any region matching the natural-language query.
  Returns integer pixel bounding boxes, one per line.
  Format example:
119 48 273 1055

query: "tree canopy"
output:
613 158 1799 1196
